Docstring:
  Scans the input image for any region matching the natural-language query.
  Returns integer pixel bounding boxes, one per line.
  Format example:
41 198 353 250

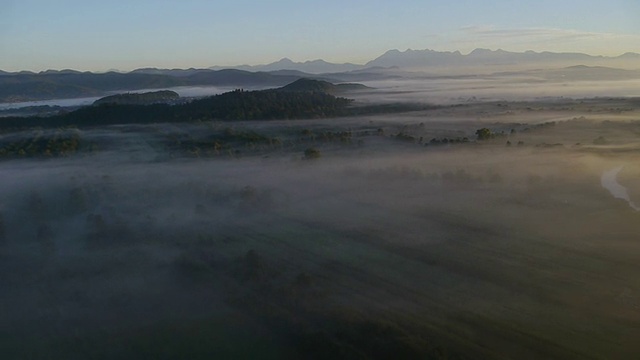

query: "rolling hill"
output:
2 48 639 104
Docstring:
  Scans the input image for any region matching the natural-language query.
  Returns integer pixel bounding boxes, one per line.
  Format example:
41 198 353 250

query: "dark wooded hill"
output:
0 80 426 130
93 90 180 106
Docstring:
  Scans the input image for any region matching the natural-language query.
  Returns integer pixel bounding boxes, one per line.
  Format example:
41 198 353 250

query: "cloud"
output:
462 26 614 41
447 26 640 55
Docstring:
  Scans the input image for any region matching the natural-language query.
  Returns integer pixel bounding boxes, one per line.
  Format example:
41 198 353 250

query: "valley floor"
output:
1 97 640 359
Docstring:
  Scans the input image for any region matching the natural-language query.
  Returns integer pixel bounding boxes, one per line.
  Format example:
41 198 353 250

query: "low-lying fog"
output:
354 77 640 105
4 69 640 111
0 86 254 110
1 81 640 359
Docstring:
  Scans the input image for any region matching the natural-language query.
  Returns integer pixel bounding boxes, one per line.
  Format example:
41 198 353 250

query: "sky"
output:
1 0 639 72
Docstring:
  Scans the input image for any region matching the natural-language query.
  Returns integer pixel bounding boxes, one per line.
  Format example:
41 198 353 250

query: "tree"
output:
304 147 321 160
475 128 493 140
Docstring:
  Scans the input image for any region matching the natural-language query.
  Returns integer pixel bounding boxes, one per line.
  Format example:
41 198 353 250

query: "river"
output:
601 166 640 211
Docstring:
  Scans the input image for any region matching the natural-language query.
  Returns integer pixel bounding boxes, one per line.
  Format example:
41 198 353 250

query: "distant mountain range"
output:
364 48 640 70
206 48 640 74
1 48 639 103
209 58 363 74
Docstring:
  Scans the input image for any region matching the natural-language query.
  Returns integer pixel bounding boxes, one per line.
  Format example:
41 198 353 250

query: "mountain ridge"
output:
206 49 640 73
2 48 638 76
364 48 638 69
209 57 363 74
2 48 639 104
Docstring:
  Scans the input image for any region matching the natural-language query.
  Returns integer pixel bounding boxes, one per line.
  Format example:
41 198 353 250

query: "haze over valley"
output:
2 48 640 106
2 1 640 359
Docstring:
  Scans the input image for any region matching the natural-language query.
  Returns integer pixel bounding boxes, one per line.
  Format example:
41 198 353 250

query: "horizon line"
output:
2 47 639 74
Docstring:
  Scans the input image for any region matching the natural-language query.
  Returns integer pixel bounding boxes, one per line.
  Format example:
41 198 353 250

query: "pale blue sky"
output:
1 0 639 72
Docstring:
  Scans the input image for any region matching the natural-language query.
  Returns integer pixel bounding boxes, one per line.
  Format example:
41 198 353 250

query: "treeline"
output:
0 89 356 129
93 90 180 105
0 129 84 158
187 89 353 120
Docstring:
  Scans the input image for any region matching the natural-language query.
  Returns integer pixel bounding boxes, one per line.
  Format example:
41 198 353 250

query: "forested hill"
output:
186 89 353 120
0 69 303 103
278 78 370 93
93 90 179 105
0 88 355 129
